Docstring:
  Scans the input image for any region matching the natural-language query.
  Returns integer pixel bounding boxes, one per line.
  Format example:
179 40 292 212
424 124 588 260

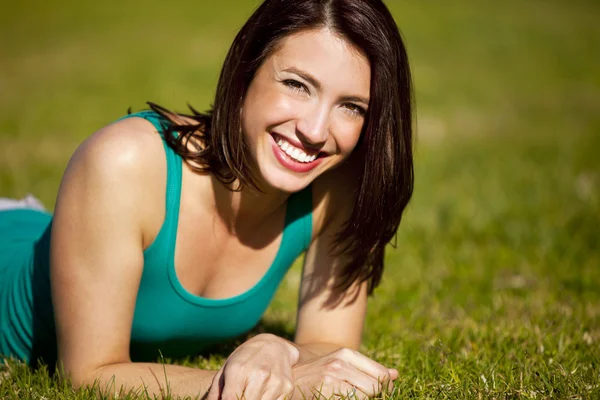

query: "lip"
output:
272 133 328 156
270 134 324 173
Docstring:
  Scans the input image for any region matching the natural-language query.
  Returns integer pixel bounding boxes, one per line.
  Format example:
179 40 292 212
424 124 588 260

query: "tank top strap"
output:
113 110 311 254
114 111 183 220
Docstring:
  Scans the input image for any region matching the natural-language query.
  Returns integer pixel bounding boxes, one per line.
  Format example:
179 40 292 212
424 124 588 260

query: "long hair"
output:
149 0 414 295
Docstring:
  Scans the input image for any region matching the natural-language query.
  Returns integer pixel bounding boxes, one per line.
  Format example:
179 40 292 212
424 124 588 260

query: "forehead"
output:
268 28 371 96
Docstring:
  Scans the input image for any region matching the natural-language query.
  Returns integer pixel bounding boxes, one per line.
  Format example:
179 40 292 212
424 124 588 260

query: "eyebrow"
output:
282 67 370 106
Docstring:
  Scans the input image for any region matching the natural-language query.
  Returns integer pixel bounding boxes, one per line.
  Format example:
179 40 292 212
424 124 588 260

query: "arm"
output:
80 363 215 398
293 165 368 360
50 119 215 399
205 169 373 400
287 169 397 399
293 243 368 363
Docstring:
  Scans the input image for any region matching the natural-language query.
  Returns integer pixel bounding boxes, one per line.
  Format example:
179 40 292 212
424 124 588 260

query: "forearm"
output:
74 362 216 399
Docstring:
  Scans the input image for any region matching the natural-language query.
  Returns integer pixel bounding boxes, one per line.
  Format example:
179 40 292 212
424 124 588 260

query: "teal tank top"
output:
0 111 313 364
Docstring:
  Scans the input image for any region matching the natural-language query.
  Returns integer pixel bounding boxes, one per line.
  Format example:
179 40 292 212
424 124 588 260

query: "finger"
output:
220 381 249 400
206 369 224 400
324 360 388 397
317 380 369 400
384 368 399 392
334 348 392 382
240 375 268 400
293 370 367 400
219 367 248 400
338 382 370 400
261 384 292 400
251 373 295 400
379 371 397 393
289 378 312 400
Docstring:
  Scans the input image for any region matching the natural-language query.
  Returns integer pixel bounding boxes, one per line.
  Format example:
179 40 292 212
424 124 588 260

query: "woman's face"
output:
241 28 371 193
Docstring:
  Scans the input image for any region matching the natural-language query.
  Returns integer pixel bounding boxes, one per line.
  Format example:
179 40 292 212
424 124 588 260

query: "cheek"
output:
243 89 296 133
334 119 364 155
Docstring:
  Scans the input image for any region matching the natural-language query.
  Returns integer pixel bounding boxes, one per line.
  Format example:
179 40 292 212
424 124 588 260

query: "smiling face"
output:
241 28 371 193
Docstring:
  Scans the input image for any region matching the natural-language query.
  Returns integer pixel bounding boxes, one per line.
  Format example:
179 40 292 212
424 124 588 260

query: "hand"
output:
205 333 300 400
290 348 398 399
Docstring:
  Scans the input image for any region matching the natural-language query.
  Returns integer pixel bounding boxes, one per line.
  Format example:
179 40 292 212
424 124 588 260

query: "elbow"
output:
57 360 126 391
58 365 97 390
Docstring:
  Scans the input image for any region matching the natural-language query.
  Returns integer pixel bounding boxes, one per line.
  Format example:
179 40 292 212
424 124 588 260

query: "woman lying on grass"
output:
0 0 413 398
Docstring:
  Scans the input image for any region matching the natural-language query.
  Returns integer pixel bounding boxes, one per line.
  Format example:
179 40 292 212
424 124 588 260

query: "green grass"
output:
1 0 599 398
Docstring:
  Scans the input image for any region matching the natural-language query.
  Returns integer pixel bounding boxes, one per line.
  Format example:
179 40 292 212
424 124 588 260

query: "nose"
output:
296 103 329 145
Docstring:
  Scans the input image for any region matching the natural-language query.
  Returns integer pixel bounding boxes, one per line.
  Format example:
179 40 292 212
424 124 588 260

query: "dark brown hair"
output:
149 0 414 295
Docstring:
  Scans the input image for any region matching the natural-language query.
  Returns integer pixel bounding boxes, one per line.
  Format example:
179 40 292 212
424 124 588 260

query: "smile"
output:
270 133 324 173
275 137 318 163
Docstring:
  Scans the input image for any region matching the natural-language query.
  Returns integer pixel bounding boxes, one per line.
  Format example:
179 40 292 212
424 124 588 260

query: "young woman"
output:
0 0 414 398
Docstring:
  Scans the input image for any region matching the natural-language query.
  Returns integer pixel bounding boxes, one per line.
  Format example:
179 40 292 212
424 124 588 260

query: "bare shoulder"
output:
51 116 170 373
70 116 165 177
57 116 168 245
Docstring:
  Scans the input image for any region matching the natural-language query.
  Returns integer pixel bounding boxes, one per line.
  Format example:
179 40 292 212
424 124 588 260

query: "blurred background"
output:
1 1 598 206
1 0 599 396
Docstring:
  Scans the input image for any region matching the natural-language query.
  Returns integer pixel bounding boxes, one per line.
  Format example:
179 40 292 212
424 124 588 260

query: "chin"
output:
258 167 315 193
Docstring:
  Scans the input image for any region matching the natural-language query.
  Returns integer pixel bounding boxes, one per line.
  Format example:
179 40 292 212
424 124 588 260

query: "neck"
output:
210 175 289 237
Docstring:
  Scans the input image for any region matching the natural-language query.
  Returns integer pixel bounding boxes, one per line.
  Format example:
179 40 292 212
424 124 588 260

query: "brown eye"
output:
283 79 309 94
343 103 366 117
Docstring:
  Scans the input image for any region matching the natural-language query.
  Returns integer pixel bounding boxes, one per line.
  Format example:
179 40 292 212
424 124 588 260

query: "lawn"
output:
1 0 599 398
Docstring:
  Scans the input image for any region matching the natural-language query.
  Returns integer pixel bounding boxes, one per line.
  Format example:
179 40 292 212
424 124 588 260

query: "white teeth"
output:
275 136 318 163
